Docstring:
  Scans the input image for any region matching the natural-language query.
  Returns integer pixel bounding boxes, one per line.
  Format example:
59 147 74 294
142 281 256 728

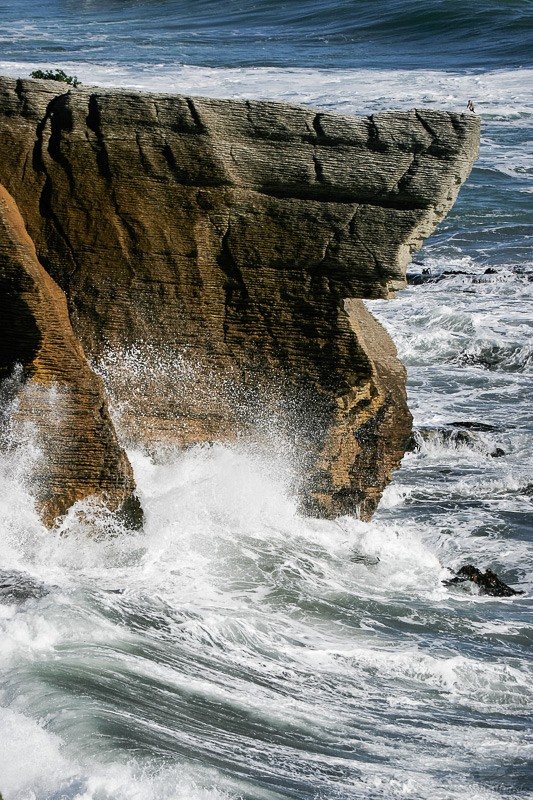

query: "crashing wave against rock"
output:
0 77 479 527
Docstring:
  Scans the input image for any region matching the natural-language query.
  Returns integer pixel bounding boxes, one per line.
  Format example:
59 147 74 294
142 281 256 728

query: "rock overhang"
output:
0 76 480 525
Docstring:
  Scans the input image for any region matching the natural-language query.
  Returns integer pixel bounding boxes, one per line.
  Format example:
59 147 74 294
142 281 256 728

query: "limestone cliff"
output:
0 184 140 527
0 77 479 523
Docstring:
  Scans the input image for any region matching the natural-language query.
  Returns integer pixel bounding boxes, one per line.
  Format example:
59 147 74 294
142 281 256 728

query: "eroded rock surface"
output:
0 77 479 522
0 184 140 527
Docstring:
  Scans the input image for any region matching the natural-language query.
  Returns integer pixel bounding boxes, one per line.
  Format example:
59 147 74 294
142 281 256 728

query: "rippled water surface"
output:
0 2 532 798
1 0 532 69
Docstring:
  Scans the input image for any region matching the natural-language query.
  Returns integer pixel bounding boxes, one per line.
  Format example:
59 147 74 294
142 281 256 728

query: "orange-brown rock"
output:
0 183 140 527
0 77 480 522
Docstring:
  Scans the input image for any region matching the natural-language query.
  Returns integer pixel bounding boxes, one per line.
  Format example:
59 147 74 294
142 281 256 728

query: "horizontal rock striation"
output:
0 77 479 523
0 183 140 527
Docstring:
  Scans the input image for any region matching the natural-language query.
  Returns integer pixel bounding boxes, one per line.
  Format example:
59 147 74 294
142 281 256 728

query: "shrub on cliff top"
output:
30 69 80 87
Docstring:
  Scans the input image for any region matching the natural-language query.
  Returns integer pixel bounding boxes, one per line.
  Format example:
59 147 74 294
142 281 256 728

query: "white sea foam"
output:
0 705 239 800
0 429 531 800
0 49 532 800
1 60 532 117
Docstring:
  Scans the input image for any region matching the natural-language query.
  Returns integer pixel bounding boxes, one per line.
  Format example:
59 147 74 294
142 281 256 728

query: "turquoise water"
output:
0 2 532 798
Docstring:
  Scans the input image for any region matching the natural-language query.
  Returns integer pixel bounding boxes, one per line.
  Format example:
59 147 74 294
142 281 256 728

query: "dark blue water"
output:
1 0 532 70
0 2 532 799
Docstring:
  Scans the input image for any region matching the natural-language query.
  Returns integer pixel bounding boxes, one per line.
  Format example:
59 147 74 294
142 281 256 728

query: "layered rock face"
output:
0 184 139 527
0 77 479 523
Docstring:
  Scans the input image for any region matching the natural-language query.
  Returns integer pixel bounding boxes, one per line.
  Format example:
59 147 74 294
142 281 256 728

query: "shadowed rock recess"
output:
0 77 479 524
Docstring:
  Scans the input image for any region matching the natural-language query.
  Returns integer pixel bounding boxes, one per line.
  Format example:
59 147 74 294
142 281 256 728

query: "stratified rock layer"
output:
0 184 139 526
0 77 480 521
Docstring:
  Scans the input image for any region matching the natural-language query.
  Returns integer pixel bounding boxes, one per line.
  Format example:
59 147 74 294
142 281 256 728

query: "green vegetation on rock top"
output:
30 69 80 87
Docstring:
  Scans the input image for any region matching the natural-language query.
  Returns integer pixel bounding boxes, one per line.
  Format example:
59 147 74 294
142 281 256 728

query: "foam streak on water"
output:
1 2 533 798
0 441 532 800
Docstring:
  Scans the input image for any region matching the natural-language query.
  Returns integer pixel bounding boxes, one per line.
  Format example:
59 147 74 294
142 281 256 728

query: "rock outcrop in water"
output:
0 184 140 527
0 77 479 525
443 565 525 597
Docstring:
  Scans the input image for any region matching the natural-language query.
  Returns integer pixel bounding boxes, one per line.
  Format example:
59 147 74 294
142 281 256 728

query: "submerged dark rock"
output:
436 270 473 280
406 272 435 285
449 421 500 432
0 569 50 602
406 426 474 452
350 552 380 566
406 424 505 458
406 269 474 285
444 565 525 597
490 447 506 458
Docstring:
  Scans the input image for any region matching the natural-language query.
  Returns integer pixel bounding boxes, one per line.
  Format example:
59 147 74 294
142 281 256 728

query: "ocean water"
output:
0 2 532 799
